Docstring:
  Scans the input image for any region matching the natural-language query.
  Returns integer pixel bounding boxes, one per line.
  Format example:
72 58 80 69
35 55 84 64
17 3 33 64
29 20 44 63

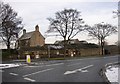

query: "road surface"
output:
1 55 120 82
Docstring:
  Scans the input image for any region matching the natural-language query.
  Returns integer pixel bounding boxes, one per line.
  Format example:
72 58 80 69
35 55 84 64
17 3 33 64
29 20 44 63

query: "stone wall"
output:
80 48 102 56
20 48 103 59
30 31 45 47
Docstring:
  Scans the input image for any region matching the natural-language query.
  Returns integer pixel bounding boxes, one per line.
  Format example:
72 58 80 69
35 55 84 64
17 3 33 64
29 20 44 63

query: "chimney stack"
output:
23 29 26 35
35 25 39 31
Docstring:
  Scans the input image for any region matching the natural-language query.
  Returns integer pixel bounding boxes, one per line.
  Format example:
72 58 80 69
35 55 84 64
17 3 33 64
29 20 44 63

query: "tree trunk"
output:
118 45 120 54
7 41 10 50
101 45 104 55
6 40 11 58
101 39 104 55
63 37 67 58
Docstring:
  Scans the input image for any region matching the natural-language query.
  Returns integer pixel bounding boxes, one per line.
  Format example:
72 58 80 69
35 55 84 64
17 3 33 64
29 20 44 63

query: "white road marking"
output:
105 61 119 67
24 77 36 82
23 68 54 77
78 65 93 70
0 64 20 69
81 70 88 73
64 71 75 75
64 65 93 75
9 73 18 76
64 70 77 75
67 63 81 66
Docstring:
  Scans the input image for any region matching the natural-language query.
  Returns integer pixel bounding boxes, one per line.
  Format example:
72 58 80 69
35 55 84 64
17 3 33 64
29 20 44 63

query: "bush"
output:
2 49 18 60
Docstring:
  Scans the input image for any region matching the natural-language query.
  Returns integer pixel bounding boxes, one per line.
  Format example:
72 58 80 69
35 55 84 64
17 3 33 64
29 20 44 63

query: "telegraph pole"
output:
118 1 120 53
113 1 120 53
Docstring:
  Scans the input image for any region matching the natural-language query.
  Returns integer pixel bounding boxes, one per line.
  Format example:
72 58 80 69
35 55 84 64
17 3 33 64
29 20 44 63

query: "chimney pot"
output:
23 29 26 35
35 25 39 31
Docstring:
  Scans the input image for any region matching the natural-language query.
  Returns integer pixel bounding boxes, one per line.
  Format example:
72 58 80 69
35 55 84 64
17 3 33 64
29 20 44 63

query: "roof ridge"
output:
19 31 34 40
25 31 34 34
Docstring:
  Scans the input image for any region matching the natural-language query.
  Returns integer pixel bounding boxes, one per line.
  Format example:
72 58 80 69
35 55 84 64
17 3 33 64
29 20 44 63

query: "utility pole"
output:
118 1 120 47
113 1 120 53
118 1 120 53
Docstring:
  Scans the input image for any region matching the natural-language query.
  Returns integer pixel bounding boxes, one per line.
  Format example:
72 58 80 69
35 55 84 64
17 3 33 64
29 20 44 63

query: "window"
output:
21 40 30 46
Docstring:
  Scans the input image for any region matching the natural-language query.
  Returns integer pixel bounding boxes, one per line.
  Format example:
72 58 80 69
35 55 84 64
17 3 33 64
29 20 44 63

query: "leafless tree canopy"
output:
47 9 85 41
0 2 23 49
86 22 117 55
87 23 117 40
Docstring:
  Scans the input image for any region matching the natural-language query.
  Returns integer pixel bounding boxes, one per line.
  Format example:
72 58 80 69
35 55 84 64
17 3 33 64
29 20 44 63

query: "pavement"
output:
101 61 120 84
1 55 120 83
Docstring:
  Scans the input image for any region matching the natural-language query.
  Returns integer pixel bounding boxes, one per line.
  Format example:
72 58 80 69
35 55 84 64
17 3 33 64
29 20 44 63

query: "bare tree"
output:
0 2 23 49
46 9 85 57
86 22 117 55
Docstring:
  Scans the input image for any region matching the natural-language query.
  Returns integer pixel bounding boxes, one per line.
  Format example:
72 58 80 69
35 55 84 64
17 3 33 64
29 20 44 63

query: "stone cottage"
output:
16 25 45 58
17 25 45 48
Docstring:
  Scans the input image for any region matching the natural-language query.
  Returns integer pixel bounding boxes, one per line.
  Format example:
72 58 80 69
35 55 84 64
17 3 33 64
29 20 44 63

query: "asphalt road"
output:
1 55 120 82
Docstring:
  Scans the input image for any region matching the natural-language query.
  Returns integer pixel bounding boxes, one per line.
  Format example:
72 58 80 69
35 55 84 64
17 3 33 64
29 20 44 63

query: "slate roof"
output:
20 43 99 51
54 39 79 44
19 31 34 40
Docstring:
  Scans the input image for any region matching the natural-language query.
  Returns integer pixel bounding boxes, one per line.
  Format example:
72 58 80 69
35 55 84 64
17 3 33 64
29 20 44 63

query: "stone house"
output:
17 25 45 48
16 25 45 58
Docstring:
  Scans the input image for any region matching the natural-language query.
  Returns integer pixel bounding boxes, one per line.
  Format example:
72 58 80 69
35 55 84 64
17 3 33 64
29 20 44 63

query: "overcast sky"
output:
0 0 119 48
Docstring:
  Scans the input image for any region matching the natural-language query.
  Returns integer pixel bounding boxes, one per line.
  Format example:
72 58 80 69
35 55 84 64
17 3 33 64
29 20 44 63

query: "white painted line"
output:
24 77 36 82
64 70 77 75
81 70 88 73
0 64 20 69
64 65 93 75
79 65 93 70
67 63 81 66
10 73 18 76
45 63 64 67
105 61 119 66
23 68 54 77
